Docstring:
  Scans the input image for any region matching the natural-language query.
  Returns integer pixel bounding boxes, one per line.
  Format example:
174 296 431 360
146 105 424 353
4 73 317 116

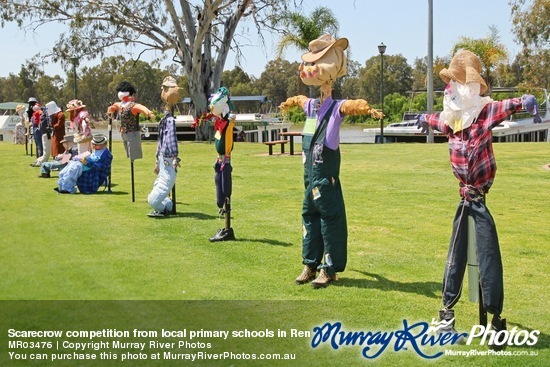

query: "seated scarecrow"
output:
55 134 113 194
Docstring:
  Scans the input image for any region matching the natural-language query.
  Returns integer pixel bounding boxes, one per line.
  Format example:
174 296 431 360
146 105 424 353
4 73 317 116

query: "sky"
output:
0 0 520 79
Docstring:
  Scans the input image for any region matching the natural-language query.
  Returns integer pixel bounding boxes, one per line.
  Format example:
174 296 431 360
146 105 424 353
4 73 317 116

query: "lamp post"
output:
378 42 386 144
70 56 79 99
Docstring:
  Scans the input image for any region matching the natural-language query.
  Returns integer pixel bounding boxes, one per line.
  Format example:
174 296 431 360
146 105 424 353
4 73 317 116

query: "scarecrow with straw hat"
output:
66 99 93 154
416 49 541 344
14 105 27 145
146 76 181 217
280 34 383 288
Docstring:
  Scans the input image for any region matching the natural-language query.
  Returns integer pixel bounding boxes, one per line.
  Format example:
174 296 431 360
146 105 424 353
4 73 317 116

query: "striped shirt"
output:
425 98 523 193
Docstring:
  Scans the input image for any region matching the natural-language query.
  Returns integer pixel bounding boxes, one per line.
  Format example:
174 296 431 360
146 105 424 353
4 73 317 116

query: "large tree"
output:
510 0 550 89
0 0 294 139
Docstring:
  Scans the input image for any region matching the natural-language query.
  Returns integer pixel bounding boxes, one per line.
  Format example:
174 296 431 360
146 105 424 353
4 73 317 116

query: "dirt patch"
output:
543 164 550 170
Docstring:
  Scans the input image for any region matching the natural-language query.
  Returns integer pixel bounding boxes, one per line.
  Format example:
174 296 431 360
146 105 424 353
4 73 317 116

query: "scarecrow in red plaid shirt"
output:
417 50 541 342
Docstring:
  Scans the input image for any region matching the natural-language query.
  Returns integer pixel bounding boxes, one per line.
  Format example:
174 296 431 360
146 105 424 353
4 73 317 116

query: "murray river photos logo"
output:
310 319 540 359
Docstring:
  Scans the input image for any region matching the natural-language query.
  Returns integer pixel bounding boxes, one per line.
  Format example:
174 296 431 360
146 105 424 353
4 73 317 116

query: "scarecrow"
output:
279 34 383 288
27 97 39 157
147 76 181 217
56 134 113 194
416 50 541 341
46 101 66 157
66 99 92 154
196 87 237 242
107 81 155 161
14 105 27 145
107 81 156 201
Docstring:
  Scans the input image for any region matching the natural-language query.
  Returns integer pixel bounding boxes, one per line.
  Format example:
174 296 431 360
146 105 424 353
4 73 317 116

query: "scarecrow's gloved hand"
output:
522 94 542 123
172 158 181 172
415 114 429 134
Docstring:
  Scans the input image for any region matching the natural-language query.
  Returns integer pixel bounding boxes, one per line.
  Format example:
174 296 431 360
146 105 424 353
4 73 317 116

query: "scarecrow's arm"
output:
132 103 156 120
279 95 309 113
340 99 384 119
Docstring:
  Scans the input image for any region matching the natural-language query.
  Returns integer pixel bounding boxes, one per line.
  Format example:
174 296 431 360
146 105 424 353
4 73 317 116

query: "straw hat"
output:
301 34 348 63
162 76 178 87
440 50 487 95
15 104 26 113
66 99 86 111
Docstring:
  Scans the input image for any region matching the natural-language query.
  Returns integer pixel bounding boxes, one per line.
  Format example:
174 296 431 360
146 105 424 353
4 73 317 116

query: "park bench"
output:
264 140 288 155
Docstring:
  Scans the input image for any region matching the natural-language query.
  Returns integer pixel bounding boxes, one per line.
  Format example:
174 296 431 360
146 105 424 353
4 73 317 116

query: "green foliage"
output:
273 6 340 57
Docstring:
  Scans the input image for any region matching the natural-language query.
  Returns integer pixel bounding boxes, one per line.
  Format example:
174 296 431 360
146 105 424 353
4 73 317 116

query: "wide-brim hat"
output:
28 97 38 103
91 134 108 146
162 76 178 87
15 104 26 113
45 101 62 116
440 50 487 94
60 134 75 143
301 34 349 63
66 99 86 111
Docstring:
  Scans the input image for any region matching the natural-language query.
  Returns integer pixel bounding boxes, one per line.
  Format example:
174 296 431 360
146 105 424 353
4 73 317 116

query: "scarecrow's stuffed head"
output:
438 50 492 132
161 76 182 106
300 34 348 88
209 87 235 120
116 81 137 102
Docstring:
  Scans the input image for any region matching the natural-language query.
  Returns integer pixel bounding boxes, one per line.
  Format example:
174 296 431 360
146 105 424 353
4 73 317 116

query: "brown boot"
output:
311 268 337 288
295 265 317 285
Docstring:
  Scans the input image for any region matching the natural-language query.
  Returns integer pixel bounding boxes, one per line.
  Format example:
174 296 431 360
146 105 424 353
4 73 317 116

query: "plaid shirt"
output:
156 113 179 158
76 148 113 194
426 98 523 193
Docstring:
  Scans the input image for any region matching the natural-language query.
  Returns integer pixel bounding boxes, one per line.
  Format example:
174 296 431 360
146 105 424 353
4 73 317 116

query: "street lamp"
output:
378 42 386 144
70 56 79 99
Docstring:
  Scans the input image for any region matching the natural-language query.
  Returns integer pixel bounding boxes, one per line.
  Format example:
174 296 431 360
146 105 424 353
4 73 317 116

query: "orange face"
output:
299 47 347 87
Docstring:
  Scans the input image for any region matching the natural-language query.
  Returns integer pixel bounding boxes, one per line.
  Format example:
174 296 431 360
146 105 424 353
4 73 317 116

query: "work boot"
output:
38 173 50 178
489 315 507 350
295 265 317 285
311 268 337 289
437 308 466 344
209 227 236 242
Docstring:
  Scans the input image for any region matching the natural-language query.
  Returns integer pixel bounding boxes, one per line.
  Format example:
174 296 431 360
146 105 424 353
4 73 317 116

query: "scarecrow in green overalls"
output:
203 87 237 242
280 35 383 288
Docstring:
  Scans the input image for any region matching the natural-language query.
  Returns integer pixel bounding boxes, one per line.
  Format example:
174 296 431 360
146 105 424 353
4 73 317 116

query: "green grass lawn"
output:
0 140 548 366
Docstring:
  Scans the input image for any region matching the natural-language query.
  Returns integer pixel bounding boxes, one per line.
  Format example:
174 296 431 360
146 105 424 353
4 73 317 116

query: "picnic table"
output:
279 131 302 155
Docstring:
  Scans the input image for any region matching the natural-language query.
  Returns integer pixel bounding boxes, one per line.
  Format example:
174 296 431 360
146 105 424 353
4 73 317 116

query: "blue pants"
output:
442 200 504 315
33 128 43 158
148 155 176 212
214 161 232 209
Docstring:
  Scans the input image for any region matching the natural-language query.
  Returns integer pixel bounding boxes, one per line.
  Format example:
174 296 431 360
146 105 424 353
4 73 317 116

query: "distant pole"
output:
70 56 79 99
378 43 387 144
426 0 435 143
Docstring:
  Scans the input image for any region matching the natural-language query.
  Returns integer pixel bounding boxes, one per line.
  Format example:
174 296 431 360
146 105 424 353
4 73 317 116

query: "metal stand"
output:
467 214 487 326
130 160 135 202
171 185 177 214
224 198 231 230
107 116 113 193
